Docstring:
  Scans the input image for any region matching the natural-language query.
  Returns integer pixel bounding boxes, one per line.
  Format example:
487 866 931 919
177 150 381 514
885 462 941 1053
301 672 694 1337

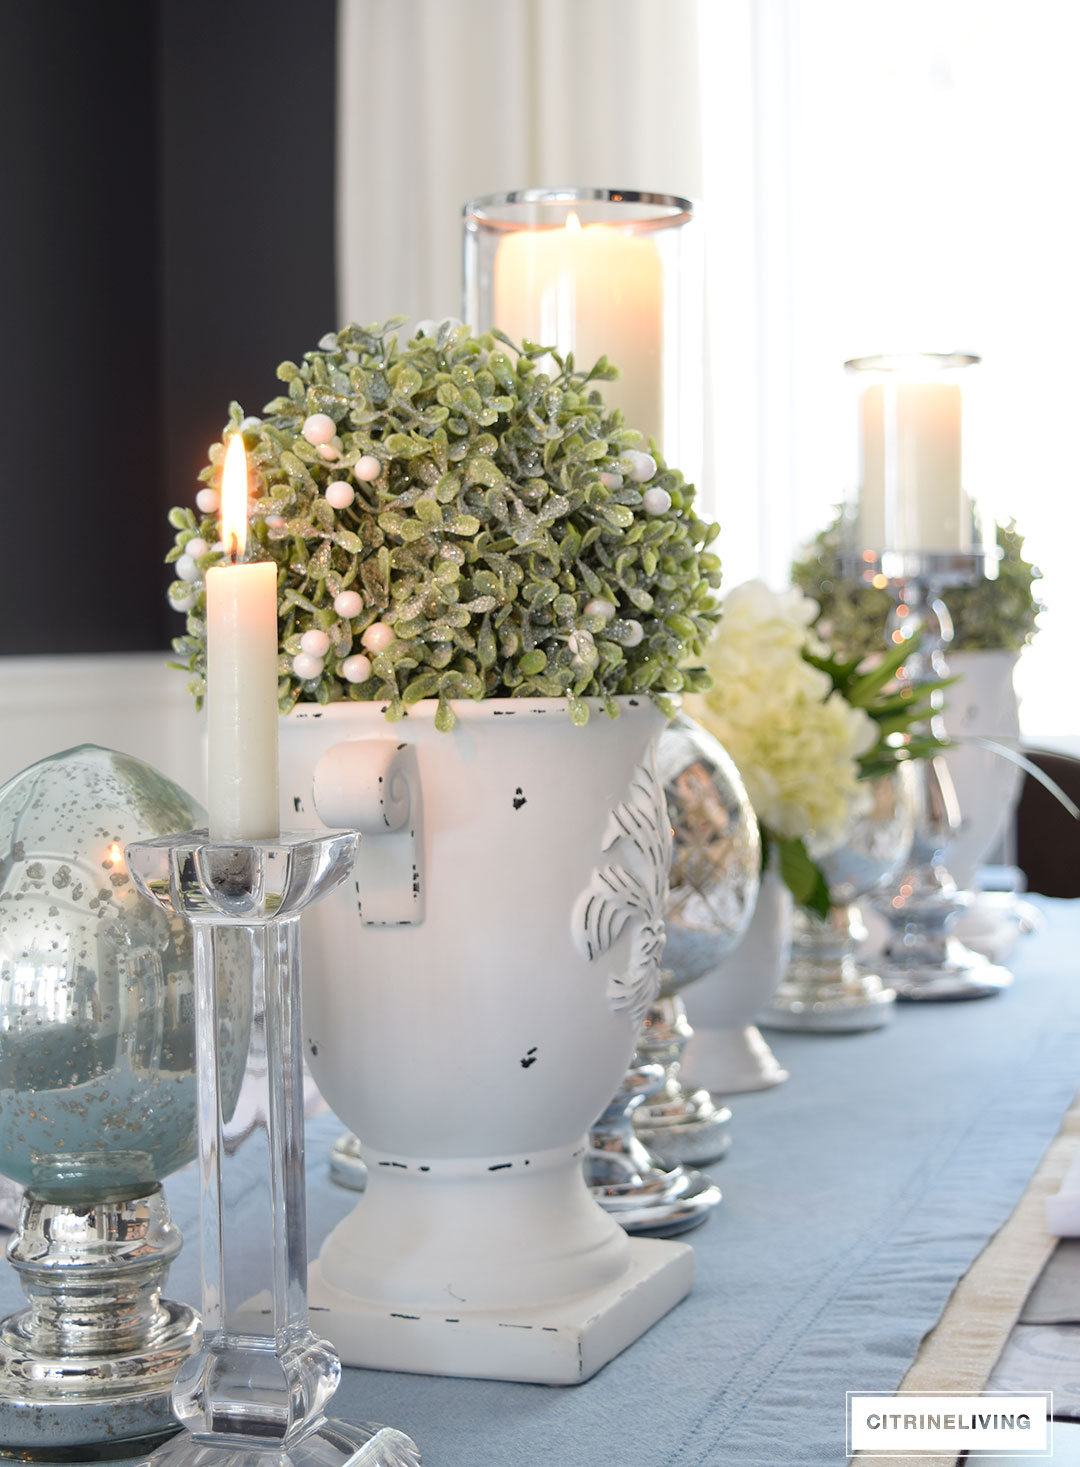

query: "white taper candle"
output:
206 434 280 840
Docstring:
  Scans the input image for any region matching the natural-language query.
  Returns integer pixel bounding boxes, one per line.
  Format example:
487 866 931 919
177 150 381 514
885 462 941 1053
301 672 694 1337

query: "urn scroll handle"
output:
312 740 425 927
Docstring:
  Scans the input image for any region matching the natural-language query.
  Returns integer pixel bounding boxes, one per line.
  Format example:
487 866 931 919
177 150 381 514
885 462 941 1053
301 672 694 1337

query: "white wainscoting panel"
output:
0 653 207 805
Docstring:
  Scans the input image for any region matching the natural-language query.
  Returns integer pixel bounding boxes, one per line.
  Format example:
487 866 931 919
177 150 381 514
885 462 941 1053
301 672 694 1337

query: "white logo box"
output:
847 1391 1053 1456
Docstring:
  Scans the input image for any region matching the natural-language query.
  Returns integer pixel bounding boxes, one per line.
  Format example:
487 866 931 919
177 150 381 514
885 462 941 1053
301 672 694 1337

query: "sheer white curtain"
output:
339 1 1080 740
700 0 1080 740
336 0 703 327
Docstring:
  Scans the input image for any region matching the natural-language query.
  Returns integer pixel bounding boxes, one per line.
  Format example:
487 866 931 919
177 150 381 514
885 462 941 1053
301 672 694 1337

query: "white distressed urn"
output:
942 648 1023 889
278 697 692 1385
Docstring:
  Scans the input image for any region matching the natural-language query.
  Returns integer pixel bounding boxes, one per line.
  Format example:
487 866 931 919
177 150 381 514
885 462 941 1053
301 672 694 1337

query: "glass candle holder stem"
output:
125 831 421 1467
869 566 1013 1001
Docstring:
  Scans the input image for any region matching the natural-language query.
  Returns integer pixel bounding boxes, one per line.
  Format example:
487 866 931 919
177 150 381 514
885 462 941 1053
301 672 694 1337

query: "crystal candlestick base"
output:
854 554 1013 1002
125 832 421 1467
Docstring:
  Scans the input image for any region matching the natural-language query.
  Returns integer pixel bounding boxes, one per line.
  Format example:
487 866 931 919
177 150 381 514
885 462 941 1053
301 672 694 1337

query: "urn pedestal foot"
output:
681 1024 789 1094
306 1238 692 1385
0 1189 199 1459
298 1137 693 1384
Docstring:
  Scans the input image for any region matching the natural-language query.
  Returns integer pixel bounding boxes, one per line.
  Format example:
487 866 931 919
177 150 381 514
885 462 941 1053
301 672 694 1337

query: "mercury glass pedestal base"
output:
878 871 1013 1001
0 1188 198 1459
631 998 733 1166
762 903 897 1033
881 941 1014 1002
125 831 420 1467
764 972 896 1032
587 1064 721 1237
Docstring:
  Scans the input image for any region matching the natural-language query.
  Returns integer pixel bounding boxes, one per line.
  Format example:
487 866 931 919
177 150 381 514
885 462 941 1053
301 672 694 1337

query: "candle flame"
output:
107 840 123 866
221 434 249 561
565 210 581 233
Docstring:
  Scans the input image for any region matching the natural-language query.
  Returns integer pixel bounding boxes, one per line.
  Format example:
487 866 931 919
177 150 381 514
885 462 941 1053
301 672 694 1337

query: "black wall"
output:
0 0 337 656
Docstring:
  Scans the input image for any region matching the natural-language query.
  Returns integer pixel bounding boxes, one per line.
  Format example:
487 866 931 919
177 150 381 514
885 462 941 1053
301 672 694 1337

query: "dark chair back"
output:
1015 748 1080 898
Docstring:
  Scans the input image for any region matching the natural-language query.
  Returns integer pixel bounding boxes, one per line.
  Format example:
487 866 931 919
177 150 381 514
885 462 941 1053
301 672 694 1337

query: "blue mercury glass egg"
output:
0 745 242 1203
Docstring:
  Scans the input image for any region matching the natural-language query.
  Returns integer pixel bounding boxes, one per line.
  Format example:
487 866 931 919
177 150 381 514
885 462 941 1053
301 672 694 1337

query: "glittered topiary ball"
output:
167 318 722 730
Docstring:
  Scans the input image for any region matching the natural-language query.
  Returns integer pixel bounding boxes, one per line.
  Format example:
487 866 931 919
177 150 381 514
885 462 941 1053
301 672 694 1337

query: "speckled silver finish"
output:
632 996 733 1166
626 718 759 1161
0 745 232 1455
0 1189 199 1456
587 1064 721 1236
658 717 761 989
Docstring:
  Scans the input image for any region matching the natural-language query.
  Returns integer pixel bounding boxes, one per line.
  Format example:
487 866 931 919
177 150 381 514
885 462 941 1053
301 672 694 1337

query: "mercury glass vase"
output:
762 767 917 1032
631 717 760 1166
586 717 759 1231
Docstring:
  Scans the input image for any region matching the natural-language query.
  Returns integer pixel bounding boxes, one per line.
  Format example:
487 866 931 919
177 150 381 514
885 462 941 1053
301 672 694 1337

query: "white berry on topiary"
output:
301 413 336 445
333 590 363 619
325 480 355 509
353 454 381 482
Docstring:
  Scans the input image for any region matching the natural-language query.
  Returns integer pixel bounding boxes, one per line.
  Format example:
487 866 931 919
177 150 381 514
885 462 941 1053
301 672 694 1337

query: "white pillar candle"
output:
494 213 665 448
206 434 280 841
859 379 970 553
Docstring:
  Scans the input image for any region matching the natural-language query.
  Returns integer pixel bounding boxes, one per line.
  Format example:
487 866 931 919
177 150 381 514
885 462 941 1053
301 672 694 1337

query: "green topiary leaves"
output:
167 320 723 729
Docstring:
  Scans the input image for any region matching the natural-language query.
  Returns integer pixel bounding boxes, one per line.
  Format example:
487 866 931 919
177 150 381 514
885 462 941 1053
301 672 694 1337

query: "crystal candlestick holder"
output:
848 553 1012 1000
125 830 421 1467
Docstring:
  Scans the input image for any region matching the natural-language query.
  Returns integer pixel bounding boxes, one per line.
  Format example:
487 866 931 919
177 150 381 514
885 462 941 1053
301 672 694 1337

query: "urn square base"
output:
305 1236 693 1384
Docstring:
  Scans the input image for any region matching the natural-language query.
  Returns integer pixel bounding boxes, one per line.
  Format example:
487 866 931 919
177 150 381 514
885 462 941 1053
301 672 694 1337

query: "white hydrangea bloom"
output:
685 580 877 854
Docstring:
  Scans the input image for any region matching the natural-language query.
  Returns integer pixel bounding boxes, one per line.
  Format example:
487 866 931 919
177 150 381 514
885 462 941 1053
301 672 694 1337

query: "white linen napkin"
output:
1046 1147 1080 1236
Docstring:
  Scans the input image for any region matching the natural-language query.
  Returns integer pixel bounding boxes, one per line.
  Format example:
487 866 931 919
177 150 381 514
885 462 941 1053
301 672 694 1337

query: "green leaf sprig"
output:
761 828 832 920
804 634 954 781
167 320 722 730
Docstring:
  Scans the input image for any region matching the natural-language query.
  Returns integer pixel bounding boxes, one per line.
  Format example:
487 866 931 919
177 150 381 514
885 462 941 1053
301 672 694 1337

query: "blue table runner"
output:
3 897 1079 1466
